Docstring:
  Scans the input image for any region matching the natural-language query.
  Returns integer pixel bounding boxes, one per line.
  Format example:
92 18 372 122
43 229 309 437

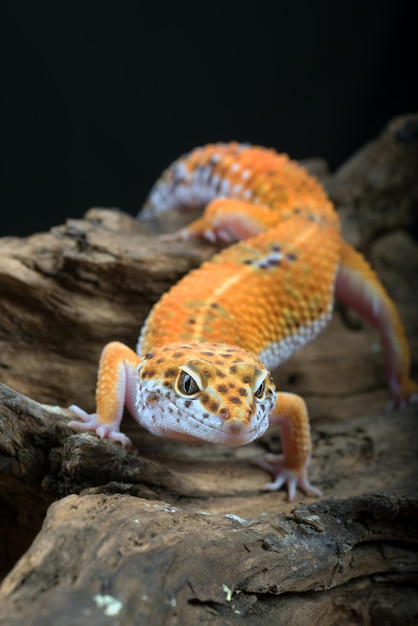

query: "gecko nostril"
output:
220 407 230 420
223 416 251 434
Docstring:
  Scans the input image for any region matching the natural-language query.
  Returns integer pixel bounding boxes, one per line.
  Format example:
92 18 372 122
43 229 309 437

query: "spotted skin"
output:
69 143 418 500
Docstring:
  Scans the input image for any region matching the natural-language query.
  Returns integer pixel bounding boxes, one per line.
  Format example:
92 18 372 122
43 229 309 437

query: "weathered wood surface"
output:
0 114 417 624
0 382 417 625
326 112 418 250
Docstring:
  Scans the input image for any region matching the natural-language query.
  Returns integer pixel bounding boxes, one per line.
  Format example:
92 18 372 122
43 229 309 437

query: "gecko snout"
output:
222 415 252 435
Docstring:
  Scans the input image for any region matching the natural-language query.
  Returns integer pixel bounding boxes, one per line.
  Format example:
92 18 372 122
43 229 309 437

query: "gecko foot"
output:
68 405 132 447
252 454 322 501
387 377 418 410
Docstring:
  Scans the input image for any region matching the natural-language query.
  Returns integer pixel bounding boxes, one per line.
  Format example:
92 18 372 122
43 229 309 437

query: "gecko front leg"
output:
68 341 141 447
253 392 322 501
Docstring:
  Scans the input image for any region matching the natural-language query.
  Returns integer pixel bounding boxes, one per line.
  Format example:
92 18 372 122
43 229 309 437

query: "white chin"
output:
149 425 258 447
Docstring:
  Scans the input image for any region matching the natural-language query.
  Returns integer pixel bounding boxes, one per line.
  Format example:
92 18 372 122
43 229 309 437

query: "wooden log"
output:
0 382 417 624
326 112 418 250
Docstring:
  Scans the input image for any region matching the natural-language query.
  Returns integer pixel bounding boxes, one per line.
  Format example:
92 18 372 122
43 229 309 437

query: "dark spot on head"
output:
209 400 219 412
242 376 252 384
200 393 210 406
232 358 242 363
157 357 165 364
217 384 228 393
168 406 174 414
143 369 156 378
243 259 253 265
216 369 226 378
184 400 192 408
272 245 281 252
145 352 155 359
221 353 232 358
164 368 177 378
267 259 280 267
229 365 238 374
238 387 246 396
228 382 236 389
188 319 196 324
173 352 185 358
202 412 209 419
163 381 171 387
258 263 268 269
202 368 212 379
286 253 297 261
211 302 219 308
202 351 214 356
229 396 241 405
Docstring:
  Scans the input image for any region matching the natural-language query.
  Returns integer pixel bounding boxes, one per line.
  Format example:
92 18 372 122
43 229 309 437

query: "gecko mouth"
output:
139 393 267 447
152 423 261 447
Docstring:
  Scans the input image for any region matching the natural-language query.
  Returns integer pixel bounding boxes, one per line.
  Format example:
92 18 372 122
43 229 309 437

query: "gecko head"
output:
136 342 277 446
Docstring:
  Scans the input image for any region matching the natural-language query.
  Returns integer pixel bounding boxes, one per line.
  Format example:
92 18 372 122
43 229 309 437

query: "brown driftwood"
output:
0 115 418 624
326 112 418 250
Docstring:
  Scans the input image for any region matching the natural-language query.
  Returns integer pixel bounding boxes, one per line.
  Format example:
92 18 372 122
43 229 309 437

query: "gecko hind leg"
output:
163 198 280 244
335 240 418 407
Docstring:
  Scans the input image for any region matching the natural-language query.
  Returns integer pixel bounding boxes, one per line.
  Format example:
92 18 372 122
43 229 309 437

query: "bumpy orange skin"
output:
140 215 339 363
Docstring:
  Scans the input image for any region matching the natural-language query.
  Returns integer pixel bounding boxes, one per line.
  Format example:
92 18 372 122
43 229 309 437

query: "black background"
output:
1 1 417 236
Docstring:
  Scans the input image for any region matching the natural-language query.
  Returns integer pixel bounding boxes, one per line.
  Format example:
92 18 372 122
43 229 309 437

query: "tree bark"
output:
0 114 417 625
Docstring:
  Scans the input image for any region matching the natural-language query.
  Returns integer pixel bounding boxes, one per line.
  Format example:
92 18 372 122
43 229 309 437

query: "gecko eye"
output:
176 371 200 397
254 380 265 400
